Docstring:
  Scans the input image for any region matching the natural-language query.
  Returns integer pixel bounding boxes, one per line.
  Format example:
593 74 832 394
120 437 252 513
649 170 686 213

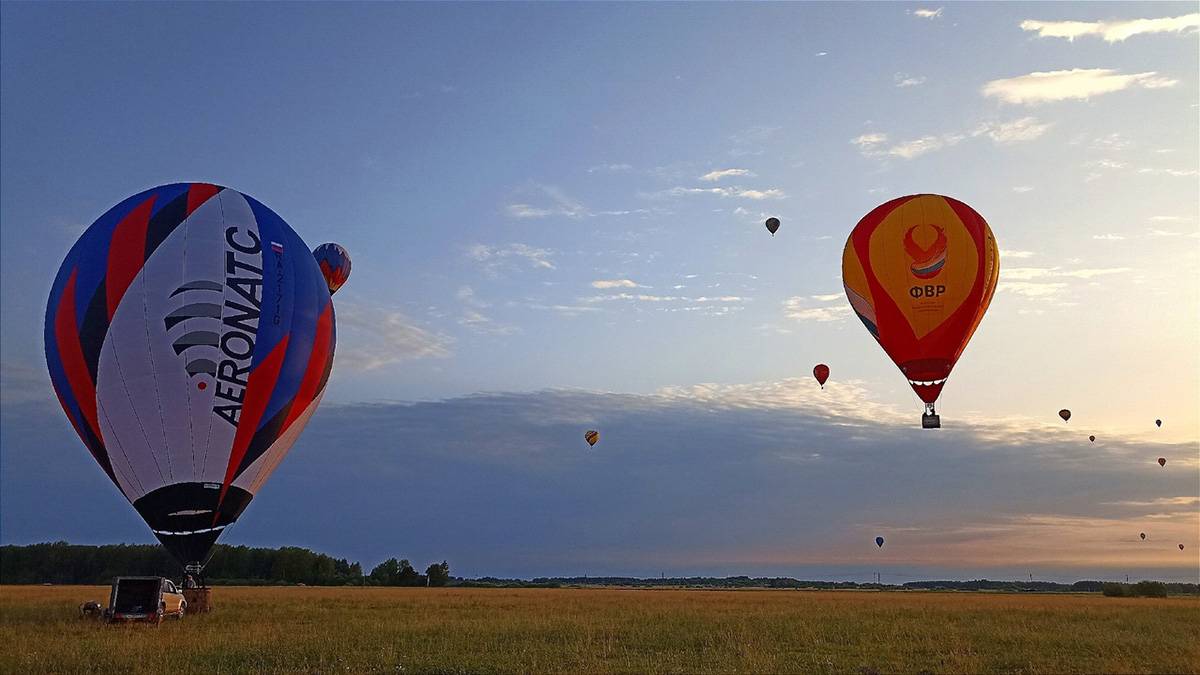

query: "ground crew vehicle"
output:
105 577 186 624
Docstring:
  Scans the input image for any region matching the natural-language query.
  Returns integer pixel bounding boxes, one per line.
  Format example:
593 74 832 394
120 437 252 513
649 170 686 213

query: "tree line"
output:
0 542 450 587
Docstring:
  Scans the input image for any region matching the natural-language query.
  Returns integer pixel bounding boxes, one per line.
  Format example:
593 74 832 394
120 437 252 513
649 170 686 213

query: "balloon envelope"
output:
312 243 351 294
1088 435 1095 442
1155 419 1162 428
765 217 780 235
813 363 830 387
584 430 599 447
1181 544 1186 551
1059 409 1071 422
875 536 885 548
1140 532 1146 540
842 195 998 406
45 183 336 568
1158 457 1167 467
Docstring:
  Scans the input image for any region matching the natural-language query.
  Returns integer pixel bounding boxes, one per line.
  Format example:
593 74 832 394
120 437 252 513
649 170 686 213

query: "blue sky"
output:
2 2 1197 581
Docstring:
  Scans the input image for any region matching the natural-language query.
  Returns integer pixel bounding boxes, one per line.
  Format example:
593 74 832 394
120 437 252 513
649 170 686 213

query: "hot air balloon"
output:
1155 419 1162 428
1089 435 1095 443
842 194 998 428
1059 409 1071 423
584 430 599 447
813 364 830 389
765 217 780 236
1181 544 1186 551
45 183 337 574
875 536 885 548
312 243 351 295
1158 457 1167 467
1140 532 1146 540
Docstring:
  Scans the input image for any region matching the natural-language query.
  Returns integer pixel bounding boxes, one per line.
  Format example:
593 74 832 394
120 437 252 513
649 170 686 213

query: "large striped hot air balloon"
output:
45 183 337 573
842 194 999 428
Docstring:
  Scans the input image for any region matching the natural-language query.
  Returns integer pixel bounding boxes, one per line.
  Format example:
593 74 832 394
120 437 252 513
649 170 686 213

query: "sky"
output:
2 2 1197 582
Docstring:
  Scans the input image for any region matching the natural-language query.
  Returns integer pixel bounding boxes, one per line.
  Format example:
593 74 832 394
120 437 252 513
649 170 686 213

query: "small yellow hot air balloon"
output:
584 430 599 447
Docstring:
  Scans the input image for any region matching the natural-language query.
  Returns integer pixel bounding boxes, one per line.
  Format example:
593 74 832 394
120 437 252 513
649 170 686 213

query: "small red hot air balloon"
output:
1058 409 1071 423
1158 457 1167 467
813 364 830 389
1088 435 1095 443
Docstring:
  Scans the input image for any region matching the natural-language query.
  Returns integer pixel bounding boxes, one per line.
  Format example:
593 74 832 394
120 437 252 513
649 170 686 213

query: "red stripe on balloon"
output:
280 302 333 435
105 195 157 321
54 270 102 443
216 334 291 513
186 183 221 217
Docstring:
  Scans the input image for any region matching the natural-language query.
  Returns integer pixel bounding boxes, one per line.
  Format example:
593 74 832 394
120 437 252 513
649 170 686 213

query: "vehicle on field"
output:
105 576 186 624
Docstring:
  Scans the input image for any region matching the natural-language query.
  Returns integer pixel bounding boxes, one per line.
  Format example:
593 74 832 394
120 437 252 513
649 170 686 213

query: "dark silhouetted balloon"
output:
842 194 998 424
875 536 885 548
45 183 337 570
584 430 599 447
765 217 780 236
1181 544 1186 551
1140 532 1146 540
1059 409 1071 423
1155 419 1162 428
813 364 830 388
313 243 351 294
1088 435 1095 443
1158 457 1167 467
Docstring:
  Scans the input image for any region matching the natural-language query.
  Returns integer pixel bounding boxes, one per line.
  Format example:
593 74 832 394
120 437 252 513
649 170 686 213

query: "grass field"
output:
2 585 1198 674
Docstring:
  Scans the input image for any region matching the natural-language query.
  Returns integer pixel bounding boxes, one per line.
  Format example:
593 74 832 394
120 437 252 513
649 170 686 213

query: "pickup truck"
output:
105 576 187 624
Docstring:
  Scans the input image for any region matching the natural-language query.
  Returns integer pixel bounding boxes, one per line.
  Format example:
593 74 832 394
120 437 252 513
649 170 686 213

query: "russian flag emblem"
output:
270 241 284 254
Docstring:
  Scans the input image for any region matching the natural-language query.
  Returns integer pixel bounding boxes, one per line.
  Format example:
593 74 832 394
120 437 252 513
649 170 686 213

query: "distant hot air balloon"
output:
1155 419 1162 428
1140 532 1146 540
312 243 351 294
765 217 781 236
45 183 337 573
1158 457 1167 467
813 364 830 389
1089 435 1095 443
584 430 599 447
875 536 885 548
1059 409 1071 423
1181 544 1186 551
842 195 998 428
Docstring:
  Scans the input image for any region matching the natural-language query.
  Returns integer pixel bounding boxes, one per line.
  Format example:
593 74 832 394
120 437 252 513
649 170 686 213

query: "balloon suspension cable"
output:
924 402 936 416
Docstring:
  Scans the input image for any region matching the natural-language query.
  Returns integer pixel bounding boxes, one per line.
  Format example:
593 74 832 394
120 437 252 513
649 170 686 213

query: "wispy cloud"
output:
505 184 589 219
982 69 1177 105
587 163 633 174
468 243 556 277
910 8 943 19
1020 13 1200 42
894 73 927 88
1000 250 1035 259
1012 186 1034 193
1093 234 1127 241
852 118 1050 160
649 186 787 200
334 303 453 371
783 295 851 323
591 279 640 289
456 286 518 335
699 168 754 182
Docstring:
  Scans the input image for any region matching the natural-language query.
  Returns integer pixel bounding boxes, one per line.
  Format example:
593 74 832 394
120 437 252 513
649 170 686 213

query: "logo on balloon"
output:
165 280 223 381
903 224 948 279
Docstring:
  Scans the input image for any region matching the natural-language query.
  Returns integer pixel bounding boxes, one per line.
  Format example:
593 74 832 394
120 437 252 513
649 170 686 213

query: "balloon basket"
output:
183 588 213 614
921 412 940 429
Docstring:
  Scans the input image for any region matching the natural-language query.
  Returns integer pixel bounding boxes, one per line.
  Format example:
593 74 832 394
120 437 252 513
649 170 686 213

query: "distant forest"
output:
2 542 1197 595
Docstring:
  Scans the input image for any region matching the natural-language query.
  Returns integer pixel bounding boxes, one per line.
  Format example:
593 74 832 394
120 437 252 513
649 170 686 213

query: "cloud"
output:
894 74 927 88
699 168 754 182
7 383 1195 579
456 286 517 335
651 186 787 200
1020 13 1200 42
333 303 453 371
982 69 1178 104
1092 234 1127 241
1012 186 1034 193
910 8 943 19
587 163 634 173
999 250 1035 259
0 361 55 407
505 184 589 219
853 118 1050 160
468 243 556 276
783 295 851 323
999 266 1133 299
591 279 640 289
1136 167 1199 177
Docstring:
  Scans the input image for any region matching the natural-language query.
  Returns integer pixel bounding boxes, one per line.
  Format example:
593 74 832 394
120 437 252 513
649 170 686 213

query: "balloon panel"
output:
843 195 998 403
45 184 335 565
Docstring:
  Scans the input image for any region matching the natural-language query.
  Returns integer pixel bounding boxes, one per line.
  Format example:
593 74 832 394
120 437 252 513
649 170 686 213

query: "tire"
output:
177 601 186 619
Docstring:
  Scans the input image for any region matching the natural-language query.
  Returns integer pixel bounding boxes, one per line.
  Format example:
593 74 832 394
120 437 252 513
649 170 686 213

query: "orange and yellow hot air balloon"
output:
842 194 998 427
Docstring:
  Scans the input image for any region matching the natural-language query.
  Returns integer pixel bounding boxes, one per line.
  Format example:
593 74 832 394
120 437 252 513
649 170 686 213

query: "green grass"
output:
2 585 1197 673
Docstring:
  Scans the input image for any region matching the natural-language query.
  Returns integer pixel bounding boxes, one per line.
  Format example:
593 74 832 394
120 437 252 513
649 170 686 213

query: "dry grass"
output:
2 585 1198 674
